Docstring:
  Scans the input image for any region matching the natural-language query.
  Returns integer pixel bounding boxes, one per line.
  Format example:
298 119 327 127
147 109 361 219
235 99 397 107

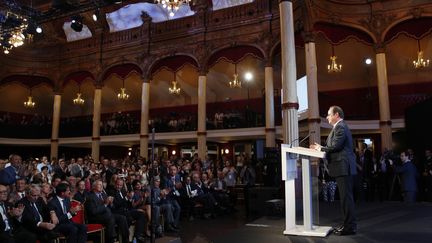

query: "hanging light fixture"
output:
327 45 342 73
24 89 36 108
413 39 429 69
168 71 181 95
0 11 33 54
155 0 191 17
73 84 85 105
229 63 242 88
117 79 130 100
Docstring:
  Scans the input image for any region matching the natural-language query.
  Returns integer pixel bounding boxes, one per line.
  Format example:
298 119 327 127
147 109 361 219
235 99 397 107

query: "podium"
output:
281 144 333 237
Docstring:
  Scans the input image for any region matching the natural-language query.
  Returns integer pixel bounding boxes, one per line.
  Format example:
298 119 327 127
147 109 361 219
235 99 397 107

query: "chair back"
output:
71 199 84 224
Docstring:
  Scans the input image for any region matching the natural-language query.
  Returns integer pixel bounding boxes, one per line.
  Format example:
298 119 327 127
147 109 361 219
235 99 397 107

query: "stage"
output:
177 201 432 243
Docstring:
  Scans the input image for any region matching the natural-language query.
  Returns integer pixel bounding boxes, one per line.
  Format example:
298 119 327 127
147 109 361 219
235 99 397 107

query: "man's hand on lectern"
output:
310 143 321 151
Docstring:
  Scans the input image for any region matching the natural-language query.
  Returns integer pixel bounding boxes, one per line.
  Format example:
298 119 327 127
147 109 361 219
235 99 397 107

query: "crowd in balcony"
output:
0 152 260 243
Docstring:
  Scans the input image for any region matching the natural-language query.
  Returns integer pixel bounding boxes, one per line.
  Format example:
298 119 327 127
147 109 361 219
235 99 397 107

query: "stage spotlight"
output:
36 26 42 33
70 15 83 32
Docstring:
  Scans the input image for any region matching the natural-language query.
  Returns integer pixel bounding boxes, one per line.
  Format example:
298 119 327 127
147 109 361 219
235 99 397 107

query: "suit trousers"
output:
55 222 87 243
335 175 357 230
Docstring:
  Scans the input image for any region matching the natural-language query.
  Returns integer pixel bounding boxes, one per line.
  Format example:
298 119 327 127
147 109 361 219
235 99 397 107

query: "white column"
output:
50 94 61 159
265 65 276 147
279 0 299 145
197 74 207 159
305 38 321 145
376 51 392 152
280 0 299 234
140 79 150 160
91 88 102 162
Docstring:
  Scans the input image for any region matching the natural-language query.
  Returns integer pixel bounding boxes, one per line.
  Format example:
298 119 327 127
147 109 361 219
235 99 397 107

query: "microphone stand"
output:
150 127 155 243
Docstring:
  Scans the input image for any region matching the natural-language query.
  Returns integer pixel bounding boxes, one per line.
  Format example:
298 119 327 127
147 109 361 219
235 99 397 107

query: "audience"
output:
1 146 429 243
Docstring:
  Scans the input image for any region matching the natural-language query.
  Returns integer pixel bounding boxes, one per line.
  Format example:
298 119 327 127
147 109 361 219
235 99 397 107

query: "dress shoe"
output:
165 225 179 233
332 225 343 233
170 223 180 230
334 227 356 236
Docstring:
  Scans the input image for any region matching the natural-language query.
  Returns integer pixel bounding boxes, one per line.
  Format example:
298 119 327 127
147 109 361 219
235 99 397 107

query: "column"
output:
304 32 321 145
50 93 61 160
140 78 150 160
279 0 299 234
375 49 392 152
197 72 207 159
279 0 299 145
265 63 276 147
91 87 102 162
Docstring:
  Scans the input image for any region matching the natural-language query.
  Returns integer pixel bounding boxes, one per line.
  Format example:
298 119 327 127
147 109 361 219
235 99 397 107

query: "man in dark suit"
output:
311 106 357 236
19 184 58 243
85 180 128 243
0 184 37 243
0 155 22 185
391 151 418 203
48 183 87 243
107 178 147 242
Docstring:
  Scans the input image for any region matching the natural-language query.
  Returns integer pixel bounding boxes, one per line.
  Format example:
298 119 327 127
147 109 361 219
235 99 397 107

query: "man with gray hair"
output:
19 184 59 242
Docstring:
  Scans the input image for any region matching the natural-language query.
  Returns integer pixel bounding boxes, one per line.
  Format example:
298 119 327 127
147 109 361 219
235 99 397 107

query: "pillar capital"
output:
199 69 208 76
374 42 386 54
302 31 316 43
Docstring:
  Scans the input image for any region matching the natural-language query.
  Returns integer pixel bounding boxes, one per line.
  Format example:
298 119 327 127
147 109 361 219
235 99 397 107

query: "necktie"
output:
62 199 67 214
186 185 191 197
32 203 42 222
119 191 124 199
98 193 104 201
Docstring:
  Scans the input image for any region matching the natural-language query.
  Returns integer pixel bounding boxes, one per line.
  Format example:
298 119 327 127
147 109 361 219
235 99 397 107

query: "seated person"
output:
152 177 178 233
48 183 87 243
107 178 147 243
85 180 128 243
19 184 59 243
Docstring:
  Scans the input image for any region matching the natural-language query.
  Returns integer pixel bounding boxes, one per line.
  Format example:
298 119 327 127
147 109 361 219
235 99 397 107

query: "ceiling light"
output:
70 16 83 32
36 26 42 33
365 58 372 65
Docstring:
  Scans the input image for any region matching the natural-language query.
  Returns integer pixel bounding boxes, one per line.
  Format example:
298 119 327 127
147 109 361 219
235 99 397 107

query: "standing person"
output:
390 151 418 203
310 106 357 236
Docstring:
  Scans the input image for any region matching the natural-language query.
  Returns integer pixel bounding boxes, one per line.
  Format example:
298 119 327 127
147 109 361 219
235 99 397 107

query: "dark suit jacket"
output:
47 196 72 225
19 197 49 233
190 182 206 196
85 191 111 221
107 189 131 214
0 166 18 185
395 161 418 192
322 120 357 177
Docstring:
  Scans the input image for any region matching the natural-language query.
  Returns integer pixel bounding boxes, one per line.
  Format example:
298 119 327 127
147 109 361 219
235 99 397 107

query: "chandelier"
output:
73 85 85 105
168 71 181 95
23 89 35 108
413 39 429 69
327 45 342 73
0 11 33 54
117 80 130 100
155 0 191 17
229 63 242 88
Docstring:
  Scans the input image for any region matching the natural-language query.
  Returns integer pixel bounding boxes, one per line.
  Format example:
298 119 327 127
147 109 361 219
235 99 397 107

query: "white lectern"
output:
281 144 333 237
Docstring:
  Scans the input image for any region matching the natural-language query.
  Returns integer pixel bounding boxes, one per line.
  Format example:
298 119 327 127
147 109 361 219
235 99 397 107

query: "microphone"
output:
290 131 316 148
